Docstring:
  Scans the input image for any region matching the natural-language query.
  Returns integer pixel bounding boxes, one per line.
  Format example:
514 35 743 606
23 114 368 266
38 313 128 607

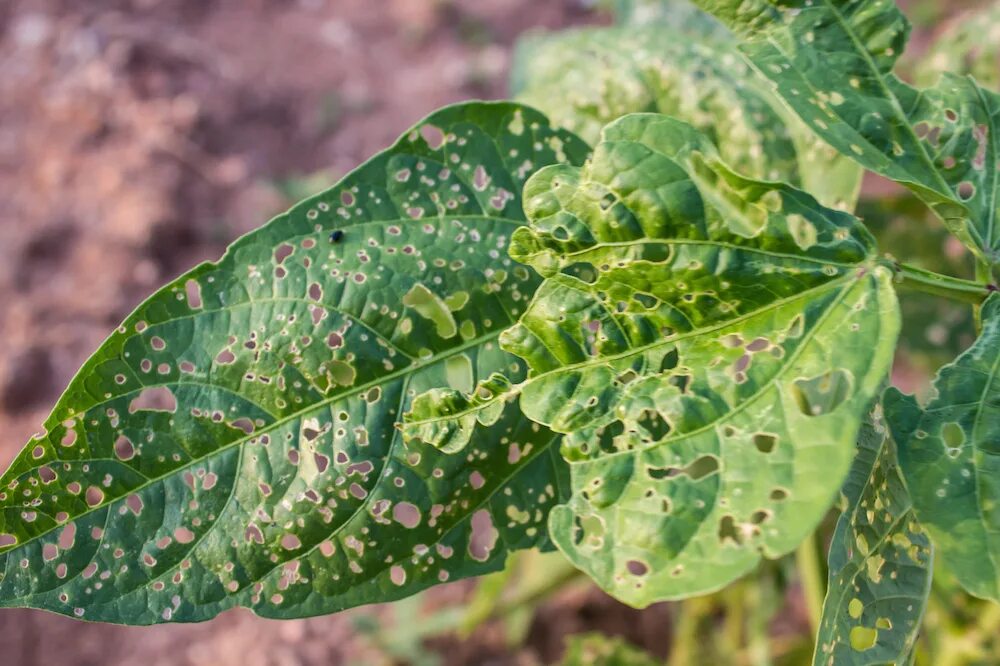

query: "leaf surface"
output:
885 293 1000 602
512 20 861 210
0 102 588 623
405 114 901 606
695 0 1000 264
814 410 932 666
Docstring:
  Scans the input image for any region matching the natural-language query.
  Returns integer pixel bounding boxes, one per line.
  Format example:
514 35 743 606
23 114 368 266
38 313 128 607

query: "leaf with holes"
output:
511 19 862 210
694 0 1000 265
884 293 1000 602
814 410 932 666
0 102 588 623
404 113 901 606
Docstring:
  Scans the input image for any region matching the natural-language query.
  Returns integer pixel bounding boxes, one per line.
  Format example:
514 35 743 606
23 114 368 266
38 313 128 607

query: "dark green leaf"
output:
0 102 587 623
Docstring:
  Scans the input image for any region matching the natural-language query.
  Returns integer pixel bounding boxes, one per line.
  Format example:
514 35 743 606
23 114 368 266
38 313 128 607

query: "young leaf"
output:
0 102 587 623
406 113 901 606
814 410 932 666
695 0 1000 265
512 21 862 210
885 293 1000 602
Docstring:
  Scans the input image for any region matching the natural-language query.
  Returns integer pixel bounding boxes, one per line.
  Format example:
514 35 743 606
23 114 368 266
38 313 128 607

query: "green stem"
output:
974 260 995 334
796 533 825 638
893 262 990 305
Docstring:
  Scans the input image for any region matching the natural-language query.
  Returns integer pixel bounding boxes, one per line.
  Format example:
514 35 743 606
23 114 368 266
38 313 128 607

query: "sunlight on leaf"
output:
406 113 900 606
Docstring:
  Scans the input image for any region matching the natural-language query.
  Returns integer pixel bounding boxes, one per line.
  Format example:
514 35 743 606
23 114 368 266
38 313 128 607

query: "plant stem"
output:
974 259 996 334
892 262 990 305
796 533 825 638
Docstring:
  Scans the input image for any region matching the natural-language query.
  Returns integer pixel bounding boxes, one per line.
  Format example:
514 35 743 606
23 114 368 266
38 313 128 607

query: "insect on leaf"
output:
814 410 932 666
885 293 1000 602
695 0 1000 265
0 102 588 623
405 113 901 606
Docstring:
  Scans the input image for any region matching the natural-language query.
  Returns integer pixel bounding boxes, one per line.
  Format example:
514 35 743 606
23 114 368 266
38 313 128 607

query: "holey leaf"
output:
814 410 932 666
404 114 901 606
511 19 862 210
694 0 1000 265
0 102 588 624
885 293 1000 602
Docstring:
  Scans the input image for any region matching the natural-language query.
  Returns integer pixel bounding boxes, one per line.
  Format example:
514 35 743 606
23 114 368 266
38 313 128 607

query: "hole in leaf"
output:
753 433 778 454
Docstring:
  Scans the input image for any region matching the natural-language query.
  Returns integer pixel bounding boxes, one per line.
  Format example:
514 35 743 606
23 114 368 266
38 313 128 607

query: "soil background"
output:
0 0 977 664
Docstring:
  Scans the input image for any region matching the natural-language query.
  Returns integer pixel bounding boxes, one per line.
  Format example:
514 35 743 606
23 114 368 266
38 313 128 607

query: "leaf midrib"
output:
0 326 512 557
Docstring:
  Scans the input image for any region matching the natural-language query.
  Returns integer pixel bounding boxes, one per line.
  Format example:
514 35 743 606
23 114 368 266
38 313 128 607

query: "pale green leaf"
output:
695 0 1000 264
885 293 1000 602
512 20 861 211
406 113 901 606
915 3 1000 90
0 102 587 623
814 410 932 666
560 633 659 666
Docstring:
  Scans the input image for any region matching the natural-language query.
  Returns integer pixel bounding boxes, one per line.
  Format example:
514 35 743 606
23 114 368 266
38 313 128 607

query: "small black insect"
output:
329 230 344 243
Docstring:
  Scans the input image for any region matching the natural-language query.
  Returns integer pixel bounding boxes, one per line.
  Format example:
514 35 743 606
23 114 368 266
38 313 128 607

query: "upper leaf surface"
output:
814 410 932 666
885 293 1000 602
695 0 1000 264
0 102 587 623
406 114 901 606
512 19 861 210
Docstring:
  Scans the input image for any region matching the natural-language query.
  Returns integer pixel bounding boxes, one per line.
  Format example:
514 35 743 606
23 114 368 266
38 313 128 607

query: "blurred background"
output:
0 1 991 665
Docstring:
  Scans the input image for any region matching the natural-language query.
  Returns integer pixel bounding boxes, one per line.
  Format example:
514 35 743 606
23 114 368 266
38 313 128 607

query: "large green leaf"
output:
511 18 861 210
814 410 932 666
0 102 588 623
885 293 1000 602
404 113 901 606
695 0 1000 266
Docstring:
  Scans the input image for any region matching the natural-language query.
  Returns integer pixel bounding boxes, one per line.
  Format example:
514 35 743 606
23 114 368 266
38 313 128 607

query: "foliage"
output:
2 0 1000 664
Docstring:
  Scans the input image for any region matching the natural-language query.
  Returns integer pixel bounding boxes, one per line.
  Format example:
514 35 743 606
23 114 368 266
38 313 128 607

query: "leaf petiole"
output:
889 260 994 305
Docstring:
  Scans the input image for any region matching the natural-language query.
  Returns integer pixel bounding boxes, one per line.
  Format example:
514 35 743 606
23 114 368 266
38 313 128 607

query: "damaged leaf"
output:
885 293 1000 602
406 113 900 606
0 102 587 623
814 410 932 666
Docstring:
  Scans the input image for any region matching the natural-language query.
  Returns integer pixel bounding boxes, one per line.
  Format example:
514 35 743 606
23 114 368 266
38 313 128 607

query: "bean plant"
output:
2 0 999 663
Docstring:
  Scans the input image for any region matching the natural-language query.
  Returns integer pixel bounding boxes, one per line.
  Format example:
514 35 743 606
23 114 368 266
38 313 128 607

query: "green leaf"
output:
0 102 588 623
915 3 1000 90
814 409 932 666
511 20 862 211
406 113 901 606
695 0 1000 265
560 633 659 666
885 293 1000 602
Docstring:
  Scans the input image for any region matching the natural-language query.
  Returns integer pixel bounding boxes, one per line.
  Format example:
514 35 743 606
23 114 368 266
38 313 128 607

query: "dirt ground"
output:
0 1 694 665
